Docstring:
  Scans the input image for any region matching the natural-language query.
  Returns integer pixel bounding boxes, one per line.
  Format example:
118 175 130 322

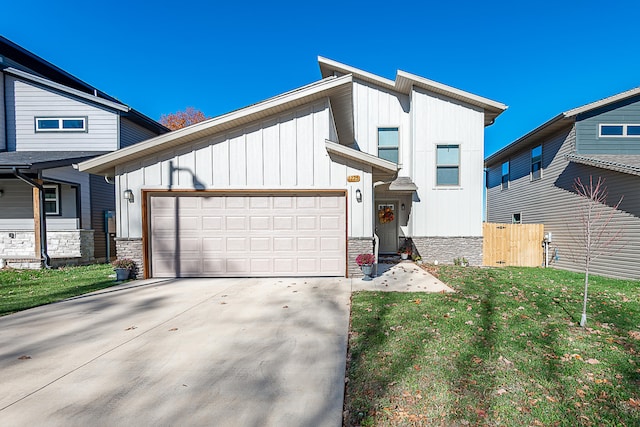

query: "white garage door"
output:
149 193 346 278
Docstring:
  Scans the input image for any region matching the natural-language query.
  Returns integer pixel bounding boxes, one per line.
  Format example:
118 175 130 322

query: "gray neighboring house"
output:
485 87 640 280
0 36 168 268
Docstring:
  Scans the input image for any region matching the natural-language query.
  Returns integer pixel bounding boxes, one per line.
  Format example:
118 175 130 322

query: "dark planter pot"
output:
361 264 373 281
114 268 131 281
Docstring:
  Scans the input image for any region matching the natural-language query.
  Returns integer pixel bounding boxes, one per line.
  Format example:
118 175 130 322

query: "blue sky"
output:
3 0 640 156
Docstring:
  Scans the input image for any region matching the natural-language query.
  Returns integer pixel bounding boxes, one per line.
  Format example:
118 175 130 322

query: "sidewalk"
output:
351 261 454 293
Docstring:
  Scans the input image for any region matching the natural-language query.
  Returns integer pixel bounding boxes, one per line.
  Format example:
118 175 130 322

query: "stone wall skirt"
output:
412 236 483 266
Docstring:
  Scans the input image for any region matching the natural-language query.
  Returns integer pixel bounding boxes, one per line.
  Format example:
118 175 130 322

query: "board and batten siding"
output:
411 87 485 237
120 118 160 149
5 76 118 151
487 125 640 280
115 100 371 240
352 78 410 158
576 95 640 155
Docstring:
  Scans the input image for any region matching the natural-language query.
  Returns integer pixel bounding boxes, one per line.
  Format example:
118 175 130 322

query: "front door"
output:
376 202 397 254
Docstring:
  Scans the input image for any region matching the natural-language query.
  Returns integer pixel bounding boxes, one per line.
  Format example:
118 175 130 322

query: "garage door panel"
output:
150 193 345 278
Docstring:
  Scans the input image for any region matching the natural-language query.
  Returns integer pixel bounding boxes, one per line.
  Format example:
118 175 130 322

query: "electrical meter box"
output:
104 210 116 234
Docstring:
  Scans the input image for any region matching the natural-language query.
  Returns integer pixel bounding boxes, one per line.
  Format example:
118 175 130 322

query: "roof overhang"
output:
0 151 107 172
318 56 507 126
566 153 640 177
324 140 398 175
79 75 354 176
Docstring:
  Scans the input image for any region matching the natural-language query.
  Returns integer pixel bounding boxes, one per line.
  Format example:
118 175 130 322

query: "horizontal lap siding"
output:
6 77 118 151
487 126 640 279
120 118 159 149
0 72 5 150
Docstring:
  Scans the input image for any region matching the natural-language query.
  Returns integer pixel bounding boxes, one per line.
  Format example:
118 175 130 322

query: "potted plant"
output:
398 246 412 260
112 258 135 281
355 253 375 281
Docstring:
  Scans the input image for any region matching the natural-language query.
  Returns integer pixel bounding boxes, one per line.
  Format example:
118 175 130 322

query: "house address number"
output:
347 175 360 182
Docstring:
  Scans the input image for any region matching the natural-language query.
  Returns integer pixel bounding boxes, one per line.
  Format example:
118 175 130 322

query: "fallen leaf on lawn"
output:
465 320 474 325
629 398 640 408
443 313 450 318
365 308 372 312
585 358 599 364
414 299 421 304
594 378 608 384
517 306 525 310
472 356 483 364
498 355 513 366
125 326 137 331
18 355 31 360
545 395 558 403
496 388 508 395
628 331 640 340
413 364 421 371
576 389 586 398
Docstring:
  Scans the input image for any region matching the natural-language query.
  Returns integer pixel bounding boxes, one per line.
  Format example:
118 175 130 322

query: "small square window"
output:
627 125 640 136
43 185 60 215
512 213 522 224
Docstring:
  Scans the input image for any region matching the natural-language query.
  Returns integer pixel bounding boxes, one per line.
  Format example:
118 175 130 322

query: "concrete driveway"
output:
0 277 351 426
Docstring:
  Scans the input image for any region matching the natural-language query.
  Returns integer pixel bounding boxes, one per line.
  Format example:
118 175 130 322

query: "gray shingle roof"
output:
0 151 108 170
566 153 640 177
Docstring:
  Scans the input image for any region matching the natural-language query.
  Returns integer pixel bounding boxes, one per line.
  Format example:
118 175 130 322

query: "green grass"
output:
0 264 118 316
344 266 640 426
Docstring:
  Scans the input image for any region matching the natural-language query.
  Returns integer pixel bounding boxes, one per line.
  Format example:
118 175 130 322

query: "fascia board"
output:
79 75 353 175
324 140 398 173
4 67 129 112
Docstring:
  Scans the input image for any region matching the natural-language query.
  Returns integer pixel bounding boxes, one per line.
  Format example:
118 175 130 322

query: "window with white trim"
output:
512 213 522 224
531 145 542 180
599 124 640 137
501 161 509 190
44 185 60 215
35 117 87 132
436 144 460 186
378 127 399 163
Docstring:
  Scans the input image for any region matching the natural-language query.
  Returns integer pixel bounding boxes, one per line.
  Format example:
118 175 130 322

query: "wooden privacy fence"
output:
483 223 544 267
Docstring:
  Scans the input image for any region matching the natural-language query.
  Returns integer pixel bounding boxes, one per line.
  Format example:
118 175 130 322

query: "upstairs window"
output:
43 185 60 215
531 145 542 180
436 144 460 186
35 117 87 132
501 161 509 190
378 127 399 163
599 124 640 137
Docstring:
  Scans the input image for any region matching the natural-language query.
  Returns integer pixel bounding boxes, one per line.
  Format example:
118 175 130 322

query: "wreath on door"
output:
378 207 394 223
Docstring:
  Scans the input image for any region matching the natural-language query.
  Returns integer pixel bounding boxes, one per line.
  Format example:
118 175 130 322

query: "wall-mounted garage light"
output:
355 189 362 203
123 189 134 203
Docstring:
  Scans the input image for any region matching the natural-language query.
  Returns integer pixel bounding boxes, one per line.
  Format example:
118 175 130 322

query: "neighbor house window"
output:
378 127 399 163
436 144 460 186
599 124 640 137
531 145 542 180
501 161 509 190
512 213 522 224
43 185 60 215
35 117 87 132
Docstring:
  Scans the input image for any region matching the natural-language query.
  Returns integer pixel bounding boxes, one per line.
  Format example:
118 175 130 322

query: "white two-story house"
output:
0 36 167 268
79 57 506 278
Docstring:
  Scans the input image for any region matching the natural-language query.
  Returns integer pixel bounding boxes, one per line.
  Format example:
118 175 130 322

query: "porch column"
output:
31 179 50 266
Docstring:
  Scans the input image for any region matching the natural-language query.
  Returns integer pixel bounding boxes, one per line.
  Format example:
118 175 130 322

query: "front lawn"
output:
0 264 117 316
344 266 640 426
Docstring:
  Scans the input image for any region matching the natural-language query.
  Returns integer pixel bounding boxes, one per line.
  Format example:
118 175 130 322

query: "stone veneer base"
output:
412 236 483 266
115 238 144 278
348 237 374 278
